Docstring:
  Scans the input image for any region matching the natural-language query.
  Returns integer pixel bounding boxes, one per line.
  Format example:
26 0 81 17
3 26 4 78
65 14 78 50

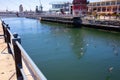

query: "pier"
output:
40 16 82 26
39 15 120 31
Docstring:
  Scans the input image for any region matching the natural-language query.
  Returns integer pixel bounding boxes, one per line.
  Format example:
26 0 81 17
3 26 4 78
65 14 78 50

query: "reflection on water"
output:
3 18 120 80
69 29 87 59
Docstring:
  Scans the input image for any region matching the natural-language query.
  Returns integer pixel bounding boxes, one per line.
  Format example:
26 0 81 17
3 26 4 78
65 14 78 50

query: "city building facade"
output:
49 0 88 16
49 2 72 14
88 0 120 15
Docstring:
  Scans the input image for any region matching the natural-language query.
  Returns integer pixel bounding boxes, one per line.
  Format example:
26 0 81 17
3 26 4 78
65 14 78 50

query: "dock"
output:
40 15 82 27
40 15 120 32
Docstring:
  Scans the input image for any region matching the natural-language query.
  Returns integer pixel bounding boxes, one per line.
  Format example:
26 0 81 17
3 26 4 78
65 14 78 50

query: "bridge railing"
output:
2 21 47 80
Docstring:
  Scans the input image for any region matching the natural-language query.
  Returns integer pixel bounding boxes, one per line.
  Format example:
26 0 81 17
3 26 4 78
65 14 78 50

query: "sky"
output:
0 0 99 11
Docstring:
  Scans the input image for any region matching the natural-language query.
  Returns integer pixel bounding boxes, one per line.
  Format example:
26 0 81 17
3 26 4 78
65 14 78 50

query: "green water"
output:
3 18 120 80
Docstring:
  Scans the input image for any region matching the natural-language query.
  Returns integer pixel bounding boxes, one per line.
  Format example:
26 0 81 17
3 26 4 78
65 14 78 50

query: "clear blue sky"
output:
0 0 98 11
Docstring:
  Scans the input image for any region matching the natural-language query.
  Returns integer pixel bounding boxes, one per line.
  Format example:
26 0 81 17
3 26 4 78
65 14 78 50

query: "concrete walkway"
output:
0 21 16 80
0 21 34 80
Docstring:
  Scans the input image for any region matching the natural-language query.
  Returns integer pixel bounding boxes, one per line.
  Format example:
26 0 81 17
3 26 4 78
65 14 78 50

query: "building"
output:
19 4 23 12
49 2 72 14
88 0 120 15
72 0 88 16
35 5 43 13
49 0 88 16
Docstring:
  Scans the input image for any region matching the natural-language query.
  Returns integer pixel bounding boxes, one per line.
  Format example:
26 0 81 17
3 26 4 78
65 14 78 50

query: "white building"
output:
49 2 72 14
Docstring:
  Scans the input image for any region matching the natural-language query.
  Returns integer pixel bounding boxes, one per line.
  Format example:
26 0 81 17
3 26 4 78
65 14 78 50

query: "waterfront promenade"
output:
0 21 34 80
0 21 16 80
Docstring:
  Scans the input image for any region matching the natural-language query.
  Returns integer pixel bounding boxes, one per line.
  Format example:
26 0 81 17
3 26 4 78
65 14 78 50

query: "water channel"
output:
3 18 120 80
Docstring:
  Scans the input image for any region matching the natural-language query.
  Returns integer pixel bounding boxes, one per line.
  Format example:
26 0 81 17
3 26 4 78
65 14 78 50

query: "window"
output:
113 7 117 12
106 2 110 6
119 6 120 11
97 3 100 6
97 8 101 12
93 3 96 6
117 1 120 5
101 2 105 6
111 1 115 5
102 7 106 12
88 3 92 6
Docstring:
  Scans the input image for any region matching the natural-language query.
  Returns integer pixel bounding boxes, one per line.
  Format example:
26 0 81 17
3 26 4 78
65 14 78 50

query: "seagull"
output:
108 67 114 73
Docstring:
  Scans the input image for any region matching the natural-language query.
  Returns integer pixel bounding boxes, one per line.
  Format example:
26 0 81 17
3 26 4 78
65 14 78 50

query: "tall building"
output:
36 6 39 13
88 0 120 15
19 4 23 12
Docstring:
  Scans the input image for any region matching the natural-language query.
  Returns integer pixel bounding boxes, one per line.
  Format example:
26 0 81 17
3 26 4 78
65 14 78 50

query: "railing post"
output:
2 21 7 42
6 25 11 53
12 33 23 80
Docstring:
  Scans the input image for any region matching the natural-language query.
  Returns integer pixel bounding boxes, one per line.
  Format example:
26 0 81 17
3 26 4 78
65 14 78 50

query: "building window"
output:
106 2 110 6
117 1 120 5
93 3 96 6
102 7 106 12
87 4 91 6
107 7 110 11
101 2 105 6
119 6 120 11
113 7 117 12
111 1 115 5
52 5 55 8
97 3 100 6
98 7 101 12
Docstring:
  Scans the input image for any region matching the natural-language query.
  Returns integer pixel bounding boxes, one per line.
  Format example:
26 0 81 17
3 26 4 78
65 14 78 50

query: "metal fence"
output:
2 21 47 80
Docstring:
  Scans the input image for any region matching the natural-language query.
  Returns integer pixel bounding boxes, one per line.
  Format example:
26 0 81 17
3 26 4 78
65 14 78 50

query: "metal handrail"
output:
2 21 47 80
16 41 47 80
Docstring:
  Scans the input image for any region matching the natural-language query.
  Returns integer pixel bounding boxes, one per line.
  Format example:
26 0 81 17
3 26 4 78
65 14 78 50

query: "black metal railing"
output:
2 21 47 80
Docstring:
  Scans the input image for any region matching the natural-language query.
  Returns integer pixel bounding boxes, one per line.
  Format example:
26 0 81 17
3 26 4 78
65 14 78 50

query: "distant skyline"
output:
0 0 99 11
